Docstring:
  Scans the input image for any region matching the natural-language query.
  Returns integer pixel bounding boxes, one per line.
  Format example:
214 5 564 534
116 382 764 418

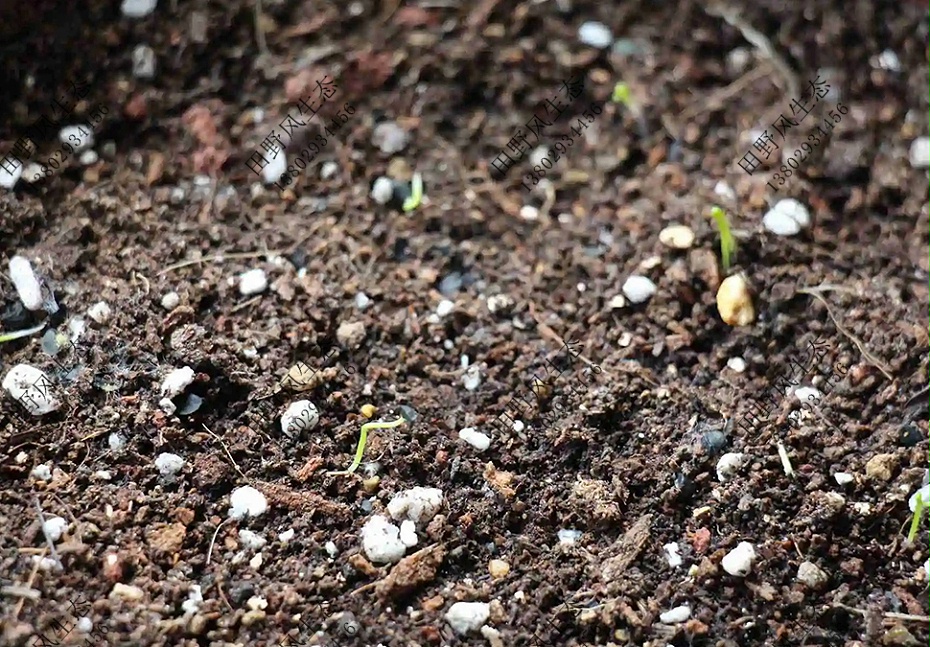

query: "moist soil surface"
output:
1 1 928 646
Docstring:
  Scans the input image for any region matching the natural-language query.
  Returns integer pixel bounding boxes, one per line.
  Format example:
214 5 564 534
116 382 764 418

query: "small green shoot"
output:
611 82 632 108
710 206 736 272
0 322 46 344
328 416 406 476
907 493 925 544
402 173 424 212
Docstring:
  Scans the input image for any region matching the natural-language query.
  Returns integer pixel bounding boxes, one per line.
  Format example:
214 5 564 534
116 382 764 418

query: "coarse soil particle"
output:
0 0 928 646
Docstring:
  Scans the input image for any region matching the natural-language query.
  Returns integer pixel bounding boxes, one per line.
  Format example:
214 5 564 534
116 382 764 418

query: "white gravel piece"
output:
371 122 409 154
793 386 822 402
360 515 406 564
30 464 52 481
76 617 93 633
320 161 339 179
462 365 481 391
3 364 60 415
132 45 156 78
181 585 203 615
355 292 371 310
486 294 514 314
278 529 295 543
796 561 828 589
387 487 444 524
9 256 44 310
228 486 268 519
160 366 194 398
716 452 747 482
370 176 394 204
43 516 68 542
261 148 287 185
663 542 683 568
161 291 180 310
399 519 418 547
530 146 549 167
763 199 811 236
578 21 612 48
909 484 930 512
108 433 126 451
622 275 657 304
59 125 94 153
336 320 366 349
659 605 691 624
834 472 855 486
79 150 99 165
324 540 338 556
238 529 267 551
727 357 747 373
445 601 491 636
0 159 23 189
910 137 930 169
608 294 627 309
280 400 319 437
121 0 157 17
721 541 756 576
87 301 112 324
519 204 539 221
159 397 177 415
238 268 268 296
436 299 455 318
714 180 736 201
154 452 185 476
458 427 491 451
558 529 582 545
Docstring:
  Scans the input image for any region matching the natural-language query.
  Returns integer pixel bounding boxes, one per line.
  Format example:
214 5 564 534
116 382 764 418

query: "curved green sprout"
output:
328 416 406 476
402 173 424 212
0 322 46 344
611 82 632 108
907 493 925 543
710 206 736 272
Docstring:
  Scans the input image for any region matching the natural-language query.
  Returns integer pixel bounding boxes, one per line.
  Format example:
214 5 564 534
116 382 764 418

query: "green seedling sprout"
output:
710 206 736 272
328 416 406 476
0 322 46 344
611 82 633 108
907 493 925 544
402 173 424 212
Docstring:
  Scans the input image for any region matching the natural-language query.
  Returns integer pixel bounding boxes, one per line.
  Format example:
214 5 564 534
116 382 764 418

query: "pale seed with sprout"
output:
716 274 754 326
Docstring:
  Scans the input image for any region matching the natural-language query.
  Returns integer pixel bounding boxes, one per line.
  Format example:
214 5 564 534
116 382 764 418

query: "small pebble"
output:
763 199 811 236
336 320 366 349
796 561 828 589
261 148 287 184
360 515 406 563
608 294 627 309
727 357 746 373
663 542 682 568
909 137 930 169
181 586 203 615
557 529 582 546
76 617 93 633
519 204 539 221
161 291 180 310
399 519 418 547
659 605 691 624
110 583 144 601
793 386 822 401
43 516 68 542
160 366 194 399
238 529 267 551
121 0 157 18
622 275 657 304
0 160 23 189
462 365 481 391
278 529 295 543
228 486 268 519
578 21 613 48
3 364 60 415
445 602 490 636
355 292 371 310
714 180 736 201
280 400 319 437
387 487 444 524
834 472 855 486
371 122 409 154
658 225 695 249
371 176 394 204
436 299 454 318
87 301 112 324
79 150 99 166
320 161 339 179
325 540 338 557
132 45 156 78
238 268 268 296
721 541 756 576
31 464 52 481
716 274 755 326
716 452 747 482
487 294 514 314
489 559 510 578
108 433 126 451
154 452 185 476
9 256 44 311
459 427 491 451
909 484 930 512
529 146 549 167
59 125 94 153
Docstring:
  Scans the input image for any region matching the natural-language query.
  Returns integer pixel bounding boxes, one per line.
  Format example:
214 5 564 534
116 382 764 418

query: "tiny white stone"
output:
608 294 627 309
239 268 268 296
924 559 929 576
181 585 203 615
79 150 99 166
3 364 60 415
159 397 177 415
360 515 406 563
371 122 409 154
727 357 747 373
280 400 319 437
721 541 756 576
853 501 872 516
529 146 549 167
714 180 736 201
387 487 444 524
59 126 94 153
132 45 156 78
558 529 582 545
663 542 682 568
76 617 93 633
278 528 295 543
261 148 287 185
30 464 52 481
875 49 901 72
371 176 394 204
909 484 930 512
659 605 691 624
445 601 491 636
31 555 61 571
108 433 126 451
622 275 657 304
618 331 633 347
399 519 418 547
94 470 112 480
487 294 514 314
121 0 157 18
793 386 822 402
763 199 811 236
578 21 613 48
246 596 267 611
160 366 194 398
436 299 455 318
87 301 112 324
228 485 268 519
355 292 371 310
0 157 24 189
519 204 539 221
909 137 930 169
249 552 262 570
462 365 482 391
716 452 747 482
796 561 828 589
238 529 267 550
9 256 44 310
43 516 68 542
324 540 338 557
833 472 855 486
459 427 491 451
320 161 339 179
161 291 180 310
154 452 185 476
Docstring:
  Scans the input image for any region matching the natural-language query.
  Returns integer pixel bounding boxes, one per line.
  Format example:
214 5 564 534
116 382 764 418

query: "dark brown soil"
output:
1 1 928 646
